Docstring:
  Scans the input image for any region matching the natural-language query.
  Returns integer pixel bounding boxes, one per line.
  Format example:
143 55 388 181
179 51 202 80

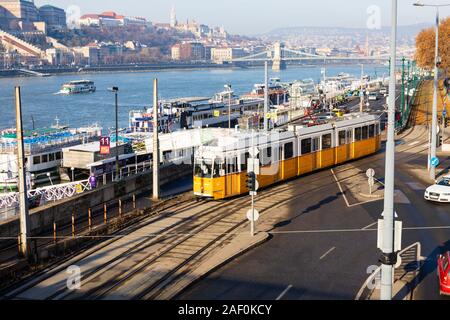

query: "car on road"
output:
380 88 388 95
425 175 450 203
368 92 379 101
437 252 450 296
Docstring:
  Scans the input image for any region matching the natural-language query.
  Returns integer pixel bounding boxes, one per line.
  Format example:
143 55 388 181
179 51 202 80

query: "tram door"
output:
312 137 320 170
277 146 283 181
346 129 353 160
225 157 237 197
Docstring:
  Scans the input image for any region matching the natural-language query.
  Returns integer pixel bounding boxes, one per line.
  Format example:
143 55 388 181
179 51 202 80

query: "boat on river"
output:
0 121 102 191
59 80 96 94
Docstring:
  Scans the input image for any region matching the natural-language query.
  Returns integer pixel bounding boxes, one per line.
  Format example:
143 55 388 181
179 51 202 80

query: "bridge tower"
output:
272 42 286 71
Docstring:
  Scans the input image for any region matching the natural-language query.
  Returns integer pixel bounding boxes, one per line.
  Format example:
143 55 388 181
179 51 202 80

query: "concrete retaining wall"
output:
0 164 192 238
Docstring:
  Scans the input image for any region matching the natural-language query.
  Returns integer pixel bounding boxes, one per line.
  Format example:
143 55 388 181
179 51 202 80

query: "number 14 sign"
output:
100 136 111 155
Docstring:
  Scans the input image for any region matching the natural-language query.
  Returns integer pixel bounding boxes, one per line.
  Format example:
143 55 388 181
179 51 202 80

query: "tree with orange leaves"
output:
415 17 450 72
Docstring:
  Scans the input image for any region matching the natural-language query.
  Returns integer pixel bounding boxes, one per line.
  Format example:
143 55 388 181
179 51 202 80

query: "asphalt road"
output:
179 102 450 300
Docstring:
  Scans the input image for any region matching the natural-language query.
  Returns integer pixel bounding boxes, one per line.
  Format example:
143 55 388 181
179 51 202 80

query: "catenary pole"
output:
152 79 160 200
430 7 440 180
264 61 269 131
15 87 30 257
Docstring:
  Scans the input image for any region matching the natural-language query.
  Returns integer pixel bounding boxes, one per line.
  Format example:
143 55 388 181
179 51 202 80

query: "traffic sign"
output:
246 209 260 222
99 136 111 155
443 109 447 117
431 157 440 168
366 168 375 178
75 184 83 194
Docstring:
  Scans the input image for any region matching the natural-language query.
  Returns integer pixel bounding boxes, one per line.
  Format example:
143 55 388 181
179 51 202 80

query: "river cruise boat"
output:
0 123 102 191
60 80 96 94
241 78 290 106
127 88 264 134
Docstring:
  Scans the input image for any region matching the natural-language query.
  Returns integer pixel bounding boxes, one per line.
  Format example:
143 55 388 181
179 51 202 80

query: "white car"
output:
368 93 378 101
424 175 450 203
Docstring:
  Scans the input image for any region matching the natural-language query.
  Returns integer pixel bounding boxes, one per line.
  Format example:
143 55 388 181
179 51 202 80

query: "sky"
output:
34 0 450 35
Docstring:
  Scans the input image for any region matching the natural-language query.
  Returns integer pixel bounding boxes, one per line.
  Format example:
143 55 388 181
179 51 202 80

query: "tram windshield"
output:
195 159 213 178
194 158 225 178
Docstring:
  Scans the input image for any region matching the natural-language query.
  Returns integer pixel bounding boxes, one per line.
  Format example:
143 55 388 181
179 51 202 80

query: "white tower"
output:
170 5 176 28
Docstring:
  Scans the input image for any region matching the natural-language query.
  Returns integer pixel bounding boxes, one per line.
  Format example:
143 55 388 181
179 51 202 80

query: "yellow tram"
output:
194 113 381 200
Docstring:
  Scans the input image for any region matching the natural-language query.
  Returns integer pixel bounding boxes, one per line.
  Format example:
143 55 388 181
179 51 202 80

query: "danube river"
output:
0 64 386 131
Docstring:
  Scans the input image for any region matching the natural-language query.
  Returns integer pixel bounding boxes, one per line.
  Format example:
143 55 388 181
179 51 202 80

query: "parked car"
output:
425 175 450 203
437 252 450 296
380 88 388 95
368 92 379 101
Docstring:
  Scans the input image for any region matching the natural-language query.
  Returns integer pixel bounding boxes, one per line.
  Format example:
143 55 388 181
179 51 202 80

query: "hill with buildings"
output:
259 24 427 59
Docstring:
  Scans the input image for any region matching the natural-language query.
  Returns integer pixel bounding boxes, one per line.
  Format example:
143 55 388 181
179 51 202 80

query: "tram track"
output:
1 195 208 299
53 177 305 300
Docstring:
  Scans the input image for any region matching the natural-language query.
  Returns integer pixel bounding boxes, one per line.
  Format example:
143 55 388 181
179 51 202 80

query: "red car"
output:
437 252 450 296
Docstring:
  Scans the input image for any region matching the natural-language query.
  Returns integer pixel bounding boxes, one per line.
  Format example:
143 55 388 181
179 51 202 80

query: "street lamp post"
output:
401 57 406 125
225 84 232 129
379 0 398 301
360 64 364 113
108 87 120 181
414 1 450 180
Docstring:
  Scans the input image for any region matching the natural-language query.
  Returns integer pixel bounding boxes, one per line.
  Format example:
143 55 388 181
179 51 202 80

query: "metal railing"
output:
0 179 92 221
396 78 423 132
395 242 422 282
355 266 382 300
355 242 422 300
0 154 182 222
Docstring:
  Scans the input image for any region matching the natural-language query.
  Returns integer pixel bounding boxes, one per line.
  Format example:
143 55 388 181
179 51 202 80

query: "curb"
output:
359 193 383 199
165 231 271 300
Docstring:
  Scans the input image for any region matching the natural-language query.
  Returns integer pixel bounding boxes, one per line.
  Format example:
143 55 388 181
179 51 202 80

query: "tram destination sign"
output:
99 136 111 155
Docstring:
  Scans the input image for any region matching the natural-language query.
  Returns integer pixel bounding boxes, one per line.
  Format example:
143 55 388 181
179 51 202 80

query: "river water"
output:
0 64 386 131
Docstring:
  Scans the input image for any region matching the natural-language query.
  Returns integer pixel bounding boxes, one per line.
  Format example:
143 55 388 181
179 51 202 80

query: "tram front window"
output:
195 159 213 178
213 159 225 178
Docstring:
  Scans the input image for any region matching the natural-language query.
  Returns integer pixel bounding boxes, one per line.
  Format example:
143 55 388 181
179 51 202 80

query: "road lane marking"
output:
347 198 383 208
276 285 293 300
320 247 336 260
362 221 378 230
394 190 411 204
331 169 351 208
408 141 420 146
269 225 450 235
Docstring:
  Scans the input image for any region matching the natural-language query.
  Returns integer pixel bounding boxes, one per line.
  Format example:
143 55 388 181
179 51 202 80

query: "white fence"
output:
0 179 92 221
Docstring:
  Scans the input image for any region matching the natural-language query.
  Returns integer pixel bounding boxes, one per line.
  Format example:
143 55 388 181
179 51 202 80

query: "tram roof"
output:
144 127 235 153
198 129 295 151
288 113 380 135
196 113 380 154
